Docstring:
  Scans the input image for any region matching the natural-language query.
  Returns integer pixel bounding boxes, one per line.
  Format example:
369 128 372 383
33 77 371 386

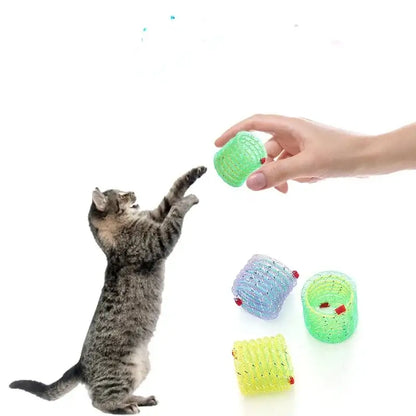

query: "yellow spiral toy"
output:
232 334 294 395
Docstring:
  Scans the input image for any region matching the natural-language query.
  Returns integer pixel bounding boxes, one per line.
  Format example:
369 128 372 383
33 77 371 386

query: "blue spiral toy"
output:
232 255 299 320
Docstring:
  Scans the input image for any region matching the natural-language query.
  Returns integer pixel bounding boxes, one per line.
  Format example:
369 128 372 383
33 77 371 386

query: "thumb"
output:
247 154 309 191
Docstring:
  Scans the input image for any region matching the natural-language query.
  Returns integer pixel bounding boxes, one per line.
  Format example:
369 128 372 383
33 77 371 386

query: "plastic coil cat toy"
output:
214 131 267 187
232 334 295 395
232 255 299 320
301 271 358 343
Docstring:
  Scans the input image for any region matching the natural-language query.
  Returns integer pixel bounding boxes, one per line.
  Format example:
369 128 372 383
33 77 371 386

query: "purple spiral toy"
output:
232 255 299 320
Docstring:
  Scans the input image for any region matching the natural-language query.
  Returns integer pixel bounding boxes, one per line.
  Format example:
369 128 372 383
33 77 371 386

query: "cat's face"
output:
90 188 140 220
89 188 140 250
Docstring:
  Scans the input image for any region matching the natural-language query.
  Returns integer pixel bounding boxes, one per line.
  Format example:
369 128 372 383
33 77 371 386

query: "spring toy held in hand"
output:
301 271 358 343
232 334 295 395
214 131 267 187
232 255 299 320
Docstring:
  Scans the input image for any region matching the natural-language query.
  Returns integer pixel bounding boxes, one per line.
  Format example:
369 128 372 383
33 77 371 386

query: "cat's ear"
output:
92 188 108 212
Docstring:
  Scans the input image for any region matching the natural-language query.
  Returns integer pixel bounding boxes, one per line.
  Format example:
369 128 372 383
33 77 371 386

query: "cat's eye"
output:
119 193 129 200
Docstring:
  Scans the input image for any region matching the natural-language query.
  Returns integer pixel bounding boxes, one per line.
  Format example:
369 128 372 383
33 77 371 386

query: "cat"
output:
10 166 207 414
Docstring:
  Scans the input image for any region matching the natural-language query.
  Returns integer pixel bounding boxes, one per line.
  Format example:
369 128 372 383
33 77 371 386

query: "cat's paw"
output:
185 166 207 184
137 395 157 407
195 166 207 178
111 403 140 414
183 194 199 206
171 194 199 216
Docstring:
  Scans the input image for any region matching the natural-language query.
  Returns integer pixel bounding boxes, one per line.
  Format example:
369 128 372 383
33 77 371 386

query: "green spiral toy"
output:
301 271 358 343
214 131 267 187
232 334 294 395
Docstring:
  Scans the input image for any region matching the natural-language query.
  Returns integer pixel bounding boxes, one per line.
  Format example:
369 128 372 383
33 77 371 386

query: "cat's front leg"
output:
174 194 199 212
150 166 206 222
157 194 199 256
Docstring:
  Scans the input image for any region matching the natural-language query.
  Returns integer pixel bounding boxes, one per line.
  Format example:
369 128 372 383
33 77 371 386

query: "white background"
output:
1 1 416 415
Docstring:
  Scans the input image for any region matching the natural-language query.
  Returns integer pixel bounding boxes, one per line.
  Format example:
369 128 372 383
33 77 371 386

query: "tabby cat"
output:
10 166 207 414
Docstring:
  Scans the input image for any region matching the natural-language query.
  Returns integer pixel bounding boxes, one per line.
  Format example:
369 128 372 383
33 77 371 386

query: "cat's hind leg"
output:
91 380 137 414
131 395 157 406
93 398 139 415
93 395 157 414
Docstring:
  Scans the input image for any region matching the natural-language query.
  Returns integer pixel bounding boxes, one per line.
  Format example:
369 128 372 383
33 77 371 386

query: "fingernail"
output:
247 172 266 190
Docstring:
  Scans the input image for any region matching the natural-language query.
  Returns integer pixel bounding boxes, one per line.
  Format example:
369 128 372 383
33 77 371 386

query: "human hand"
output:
215 114 370 192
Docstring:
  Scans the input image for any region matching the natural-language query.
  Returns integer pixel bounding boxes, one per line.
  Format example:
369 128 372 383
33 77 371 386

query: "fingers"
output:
294 177 320 183
274 176 320 193
247 154 310 191
271 150 290 193
264 138 283 160
275 182 289 193
215 114 293 147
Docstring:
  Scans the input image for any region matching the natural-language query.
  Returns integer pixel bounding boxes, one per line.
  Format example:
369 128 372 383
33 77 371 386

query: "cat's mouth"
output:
130 203 139 209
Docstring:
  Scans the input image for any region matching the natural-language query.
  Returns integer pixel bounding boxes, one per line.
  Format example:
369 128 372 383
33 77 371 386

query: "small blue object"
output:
143 27 147 32
232 255 299 320
170 15 175 20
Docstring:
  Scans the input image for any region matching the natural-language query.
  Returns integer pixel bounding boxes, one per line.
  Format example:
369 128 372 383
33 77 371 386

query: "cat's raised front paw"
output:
183 194 199 206
195 166 207 178
185 166 207 184
171 194 199 217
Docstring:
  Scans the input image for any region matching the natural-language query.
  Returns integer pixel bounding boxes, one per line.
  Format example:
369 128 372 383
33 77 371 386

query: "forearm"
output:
357 123 416 176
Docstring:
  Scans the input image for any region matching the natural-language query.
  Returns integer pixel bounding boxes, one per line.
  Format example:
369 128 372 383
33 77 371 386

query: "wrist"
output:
354 124 416 176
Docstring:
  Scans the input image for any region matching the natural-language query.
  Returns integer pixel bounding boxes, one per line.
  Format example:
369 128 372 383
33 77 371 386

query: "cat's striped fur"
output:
10 166 207 414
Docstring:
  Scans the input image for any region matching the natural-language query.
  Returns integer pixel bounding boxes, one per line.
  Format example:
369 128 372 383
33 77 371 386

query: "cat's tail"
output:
9 362 82 401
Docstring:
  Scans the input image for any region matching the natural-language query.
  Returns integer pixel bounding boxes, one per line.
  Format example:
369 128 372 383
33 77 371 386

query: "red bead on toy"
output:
289 376 295 385
292 270 299 279
320 302 330 308
235 298 243 306
260 157 266 164
335 304 346 315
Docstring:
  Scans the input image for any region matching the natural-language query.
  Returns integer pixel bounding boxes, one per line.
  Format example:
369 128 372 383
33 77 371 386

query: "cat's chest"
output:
98 227 117 247
103 272 164 318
